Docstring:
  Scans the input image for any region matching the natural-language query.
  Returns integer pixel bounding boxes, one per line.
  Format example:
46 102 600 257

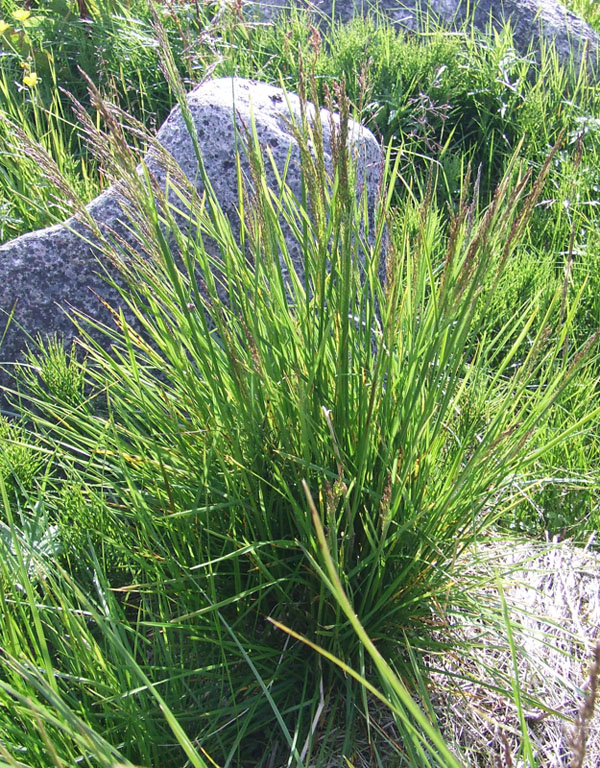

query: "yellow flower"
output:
12 9 31 22
23 71 39 88
0 19 9 34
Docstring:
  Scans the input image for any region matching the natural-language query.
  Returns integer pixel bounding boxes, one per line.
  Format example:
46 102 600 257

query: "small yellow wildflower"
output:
23 71 39 88
0 19 9 34
12 9 31 22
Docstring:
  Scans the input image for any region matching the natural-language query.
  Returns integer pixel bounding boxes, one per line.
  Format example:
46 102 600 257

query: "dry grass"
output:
425 537 600 767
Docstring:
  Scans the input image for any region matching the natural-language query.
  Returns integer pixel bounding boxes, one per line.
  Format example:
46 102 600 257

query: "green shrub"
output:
0 415 45 514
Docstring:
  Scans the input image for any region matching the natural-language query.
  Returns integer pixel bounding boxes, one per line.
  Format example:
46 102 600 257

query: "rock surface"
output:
250 0 600 76
0 77 381 394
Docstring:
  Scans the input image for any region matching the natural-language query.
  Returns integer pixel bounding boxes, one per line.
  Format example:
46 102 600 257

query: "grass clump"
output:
1 65 598 768
0 3 599 766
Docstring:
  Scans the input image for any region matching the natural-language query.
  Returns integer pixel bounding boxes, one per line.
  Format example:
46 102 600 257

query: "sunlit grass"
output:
566 0 600 31
0 2 599 766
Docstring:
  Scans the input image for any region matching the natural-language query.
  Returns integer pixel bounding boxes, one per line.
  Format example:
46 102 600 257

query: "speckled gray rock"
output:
0 77 381 393
249 0 600 76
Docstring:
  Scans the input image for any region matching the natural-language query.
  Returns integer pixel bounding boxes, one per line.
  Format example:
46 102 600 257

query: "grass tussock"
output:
0 2 600 766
